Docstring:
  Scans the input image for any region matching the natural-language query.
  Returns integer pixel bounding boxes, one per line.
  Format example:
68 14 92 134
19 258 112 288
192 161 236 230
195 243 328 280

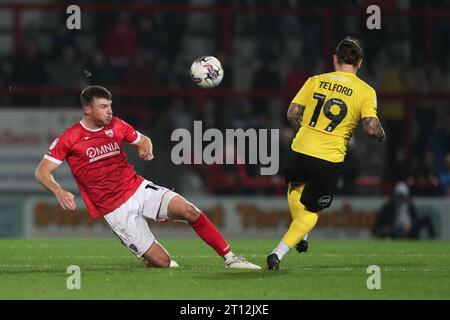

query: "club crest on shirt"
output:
104 129 114 138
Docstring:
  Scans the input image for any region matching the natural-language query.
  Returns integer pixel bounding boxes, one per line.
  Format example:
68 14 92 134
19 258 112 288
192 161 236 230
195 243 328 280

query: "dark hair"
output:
335 36 364 66
80 85 112 107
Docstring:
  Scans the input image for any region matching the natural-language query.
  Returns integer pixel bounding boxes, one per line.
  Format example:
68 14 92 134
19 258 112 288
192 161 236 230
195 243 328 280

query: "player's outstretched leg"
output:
143 240 179 268
267 183 317 270
167 195 261 269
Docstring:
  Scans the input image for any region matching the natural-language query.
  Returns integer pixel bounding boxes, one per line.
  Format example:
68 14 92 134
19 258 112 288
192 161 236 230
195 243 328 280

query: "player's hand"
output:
138 141 154 161
54 188 76 210
377 129 386 143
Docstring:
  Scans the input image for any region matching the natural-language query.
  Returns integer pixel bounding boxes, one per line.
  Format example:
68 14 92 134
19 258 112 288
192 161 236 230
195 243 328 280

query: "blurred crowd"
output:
0 0 449 196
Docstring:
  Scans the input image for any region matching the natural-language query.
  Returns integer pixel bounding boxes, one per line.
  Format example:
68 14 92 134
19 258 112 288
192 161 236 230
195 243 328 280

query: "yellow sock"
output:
286 183 305 220
281 183 319 248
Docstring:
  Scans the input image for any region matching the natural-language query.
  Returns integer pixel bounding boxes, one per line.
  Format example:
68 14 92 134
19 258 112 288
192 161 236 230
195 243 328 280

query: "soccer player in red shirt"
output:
34 85 260 269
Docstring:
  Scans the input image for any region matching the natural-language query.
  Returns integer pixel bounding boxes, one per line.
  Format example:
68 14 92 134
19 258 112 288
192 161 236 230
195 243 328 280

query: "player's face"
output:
87 98 113 127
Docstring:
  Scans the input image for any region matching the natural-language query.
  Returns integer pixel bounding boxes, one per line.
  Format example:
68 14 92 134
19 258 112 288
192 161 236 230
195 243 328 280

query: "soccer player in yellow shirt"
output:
267 36 386 270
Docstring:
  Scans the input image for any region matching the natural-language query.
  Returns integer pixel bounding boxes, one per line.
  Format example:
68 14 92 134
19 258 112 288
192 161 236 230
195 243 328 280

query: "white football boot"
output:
169 260 179 268
224 255 261 270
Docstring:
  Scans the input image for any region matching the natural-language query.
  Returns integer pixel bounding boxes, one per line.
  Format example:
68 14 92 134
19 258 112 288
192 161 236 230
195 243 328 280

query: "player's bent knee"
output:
182 204 200 223
143 241 171 268
155 256 171 268
168 196 200 222
151 258 170 268
145 253 171 268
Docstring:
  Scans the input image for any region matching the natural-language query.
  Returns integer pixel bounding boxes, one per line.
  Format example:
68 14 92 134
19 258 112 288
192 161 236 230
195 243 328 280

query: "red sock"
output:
190 213 231 257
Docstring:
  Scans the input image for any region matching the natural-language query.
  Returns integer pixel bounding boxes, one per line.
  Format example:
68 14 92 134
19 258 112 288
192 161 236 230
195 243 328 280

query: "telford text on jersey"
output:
319 81 353 96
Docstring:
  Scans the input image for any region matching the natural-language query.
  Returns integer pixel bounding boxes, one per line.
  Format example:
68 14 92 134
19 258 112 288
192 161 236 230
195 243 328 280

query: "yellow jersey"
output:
291 71 378 163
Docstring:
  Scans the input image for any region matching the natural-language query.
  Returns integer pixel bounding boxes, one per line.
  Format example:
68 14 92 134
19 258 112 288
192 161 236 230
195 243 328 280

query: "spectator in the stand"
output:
379 55 408 177
86 49 120 86
387 147 412 181
122 51 154 86
201 99 219 129
216 52 233 89
441 55 450 92
410 150 440 196
48 45 83 87
137 16 165 58
422 59 443 93
22 22 41 46
172 57 193 88
285 60 310 105
50 25 75 60
213 52 233 130
405 56 441 94
229 101 259 130
252 56 282 92
438 153 450 196
148 97 194 192
373 181 437 239
255 2 281 56
153 57 172 87
252 55 282 115
10 41 48 106
168 98 194 131
0 57 5 86
373 181 416 239
198 143 247 195
427 110 450 174
105 12 140 67
122 50 154 106
47 45 84 106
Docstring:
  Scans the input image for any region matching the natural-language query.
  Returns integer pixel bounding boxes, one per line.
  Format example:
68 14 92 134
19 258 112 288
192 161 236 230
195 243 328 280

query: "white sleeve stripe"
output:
131 131 142 145
44 154 63 165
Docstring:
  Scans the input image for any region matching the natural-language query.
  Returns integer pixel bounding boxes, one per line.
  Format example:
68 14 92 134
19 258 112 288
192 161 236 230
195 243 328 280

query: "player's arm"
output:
34 159 76 210
361 88 385 143
362 117 386 142
288 77 312 132
133 133 154 161
119 118 154 161
287 103 305 132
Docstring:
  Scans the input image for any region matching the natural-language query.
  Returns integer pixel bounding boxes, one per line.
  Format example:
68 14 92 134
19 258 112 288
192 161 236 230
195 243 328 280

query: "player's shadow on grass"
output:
192 269 291 281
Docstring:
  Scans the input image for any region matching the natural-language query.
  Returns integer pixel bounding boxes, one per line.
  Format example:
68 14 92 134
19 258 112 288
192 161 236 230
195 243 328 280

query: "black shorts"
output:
283 149 343 212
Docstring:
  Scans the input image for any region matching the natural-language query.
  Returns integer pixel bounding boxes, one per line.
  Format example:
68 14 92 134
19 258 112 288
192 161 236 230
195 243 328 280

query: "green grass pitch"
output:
0 238 449 299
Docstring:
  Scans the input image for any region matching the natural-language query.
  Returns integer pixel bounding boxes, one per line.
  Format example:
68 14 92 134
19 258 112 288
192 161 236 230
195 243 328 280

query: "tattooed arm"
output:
287 103 305 132
362 117 386 142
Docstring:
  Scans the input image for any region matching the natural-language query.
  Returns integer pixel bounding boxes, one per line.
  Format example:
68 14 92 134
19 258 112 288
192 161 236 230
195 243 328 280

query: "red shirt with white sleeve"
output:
44 117 144 218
